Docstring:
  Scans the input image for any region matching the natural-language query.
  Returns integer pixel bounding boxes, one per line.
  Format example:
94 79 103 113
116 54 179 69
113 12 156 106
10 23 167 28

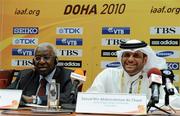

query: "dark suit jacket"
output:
8 66 74 105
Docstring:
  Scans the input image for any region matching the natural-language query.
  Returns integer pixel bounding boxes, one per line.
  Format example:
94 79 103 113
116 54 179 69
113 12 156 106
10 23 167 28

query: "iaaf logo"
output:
101 61 121 69
101 50 117 57
150 39 179 46
12 48 34 56
56 49 82 57
57 60 81 67
56 38 82 46
167 62 179 70
156 50 180 58
56 27 83 34
12 38 38 45
13 27 39 34
102 27 130 34
12 59 33 66
101 38 129 46
150 27 180 35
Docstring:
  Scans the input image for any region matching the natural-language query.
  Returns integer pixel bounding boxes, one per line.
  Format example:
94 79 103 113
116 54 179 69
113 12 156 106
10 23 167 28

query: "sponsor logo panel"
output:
167 62 179 70
56 38 82 46
101 38 130 46
101 61 121 68
13 27 39 34
56 27 83 34
101 50 117 57
12 38 38 45
150 27 180 35
57 60 82 67
56 49 82 57
150 39 179 46
12 59 33 66
102 27 130 34
156 50 180 58
12 48 34 56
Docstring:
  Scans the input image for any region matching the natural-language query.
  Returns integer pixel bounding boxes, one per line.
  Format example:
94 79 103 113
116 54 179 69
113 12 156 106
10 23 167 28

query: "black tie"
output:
37 78 47 96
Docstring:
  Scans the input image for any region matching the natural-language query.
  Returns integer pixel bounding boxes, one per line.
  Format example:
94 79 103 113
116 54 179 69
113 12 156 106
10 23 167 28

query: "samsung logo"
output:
13 27 39 34
12 48 34 56
56 27 83 34
101 61 121 68
156 51 174 57
56 38 83 46
12 38 38 45
102 27 130 34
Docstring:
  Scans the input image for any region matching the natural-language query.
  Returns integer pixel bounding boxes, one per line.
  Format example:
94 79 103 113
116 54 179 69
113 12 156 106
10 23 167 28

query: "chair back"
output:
0 69 15 88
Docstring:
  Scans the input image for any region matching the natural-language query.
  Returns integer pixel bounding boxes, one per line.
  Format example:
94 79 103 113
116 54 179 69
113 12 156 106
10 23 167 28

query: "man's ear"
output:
143 56 148 64
32 59 35 65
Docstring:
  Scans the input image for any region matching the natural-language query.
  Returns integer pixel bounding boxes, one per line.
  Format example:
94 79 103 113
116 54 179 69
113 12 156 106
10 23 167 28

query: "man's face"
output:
121 51 147 76
33 46 56 76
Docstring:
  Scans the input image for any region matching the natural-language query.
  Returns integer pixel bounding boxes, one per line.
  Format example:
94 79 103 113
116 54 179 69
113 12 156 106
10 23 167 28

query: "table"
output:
1 107 180 116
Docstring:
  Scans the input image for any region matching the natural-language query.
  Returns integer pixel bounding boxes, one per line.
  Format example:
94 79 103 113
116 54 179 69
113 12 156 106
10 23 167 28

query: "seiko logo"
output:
150 39 179 46
102 27 130 34
167 62 179 70
56 27 83 34
57 60 81 67
12 38 38 45
56 49 82 57
12 48 34 56
12 59 33 66
101 38 129 46
150 27 180 35
56 38 82 46
156 51 174 57
101 50 117 57
13 27 39 34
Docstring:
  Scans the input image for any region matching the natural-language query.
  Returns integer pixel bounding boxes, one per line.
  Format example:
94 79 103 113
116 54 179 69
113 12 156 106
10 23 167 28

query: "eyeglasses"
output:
34 56 55 62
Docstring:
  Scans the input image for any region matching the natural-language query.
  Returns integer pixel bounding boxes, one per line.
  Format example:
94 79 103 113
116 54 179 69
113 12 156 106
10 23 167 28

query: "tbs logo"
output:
102 27 130 34
12 59 33 66
56 27 83 34
150 27 180 35
13 27 39 34
12 48 34 56
56 38 82 46
12 38 38 45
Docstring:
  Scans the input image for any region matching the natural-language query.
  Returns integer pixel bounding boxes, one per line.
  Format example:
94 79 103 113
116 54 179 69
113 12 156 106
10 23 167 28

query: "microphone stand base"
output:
147 104 171 115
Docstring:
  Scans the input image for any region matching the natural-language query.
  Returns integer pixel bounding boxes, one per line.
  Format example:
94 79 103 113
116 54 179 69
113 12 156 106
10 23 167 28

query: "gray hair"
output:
34 42 57 56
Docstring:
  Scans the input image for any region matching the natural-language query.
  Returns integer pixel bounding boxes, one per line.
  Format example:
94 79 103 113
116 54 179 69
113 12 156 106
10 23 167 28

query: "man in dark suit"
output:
8 42 74 105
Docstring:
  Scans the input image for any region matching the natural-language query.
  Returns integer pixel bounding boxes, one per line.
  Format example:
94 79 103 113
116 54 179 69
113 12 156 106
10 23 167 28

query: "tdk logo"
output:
101 50 117 57
12 59 33 66
56 38 82 46
57 60 82 67
150 39 179 46
56 49 82 57
102 27 130 34
106 62 121 68
13 27 39 34
56 27 83 34
156 51 174 57
12 38 38 45
101 38 129 46
150 27 180 35
167 62 179 70
12 49 34 56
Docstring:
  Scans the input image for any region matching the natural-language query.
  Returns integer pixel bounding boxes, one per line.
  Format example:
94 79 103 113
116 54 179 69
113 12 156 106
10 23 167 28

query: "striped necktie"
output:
37 78 47 96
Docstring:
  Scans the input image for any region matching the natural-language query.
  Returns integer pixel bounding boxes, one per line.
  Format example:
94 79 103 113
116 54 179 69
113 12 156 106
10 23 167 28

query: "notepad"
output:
0 89 22 109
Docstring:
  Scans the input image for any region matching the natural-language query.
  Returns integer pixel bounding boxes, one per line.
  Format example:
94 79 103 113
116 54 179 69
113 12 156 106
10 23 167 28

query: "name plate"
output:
0 89 22 109
76 92 147 115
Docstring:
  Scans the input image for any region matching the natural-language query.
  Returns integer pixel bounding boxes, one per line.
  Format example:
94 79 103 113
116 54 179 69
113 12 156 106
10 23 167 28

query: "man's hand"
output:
22 95 33 103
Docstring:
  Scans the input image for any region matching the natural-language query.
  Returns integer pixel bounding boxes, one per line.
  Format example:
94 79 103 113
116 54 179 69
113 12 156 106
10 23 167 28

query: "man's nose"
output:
127 55 134 61
39 57 46 63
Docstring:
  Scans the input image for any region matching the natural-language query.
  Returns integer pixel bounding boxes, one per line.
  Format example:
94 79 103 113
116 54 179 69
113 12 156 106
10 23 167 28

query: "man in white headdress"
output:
87 39 179 102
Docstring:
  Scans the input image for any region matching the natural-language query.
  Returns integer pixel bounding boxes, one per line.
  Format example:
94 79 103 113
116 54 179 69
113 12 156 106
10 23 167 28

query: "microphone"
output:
161 69 175 95
70 69 86 97
147 68 162 104
129 75 143 93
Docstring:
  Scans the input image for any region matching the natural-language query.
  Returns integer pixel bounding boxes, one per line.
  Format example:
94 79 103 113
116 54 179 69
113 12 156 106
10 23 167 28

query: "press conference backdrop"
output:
0 0 180 91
